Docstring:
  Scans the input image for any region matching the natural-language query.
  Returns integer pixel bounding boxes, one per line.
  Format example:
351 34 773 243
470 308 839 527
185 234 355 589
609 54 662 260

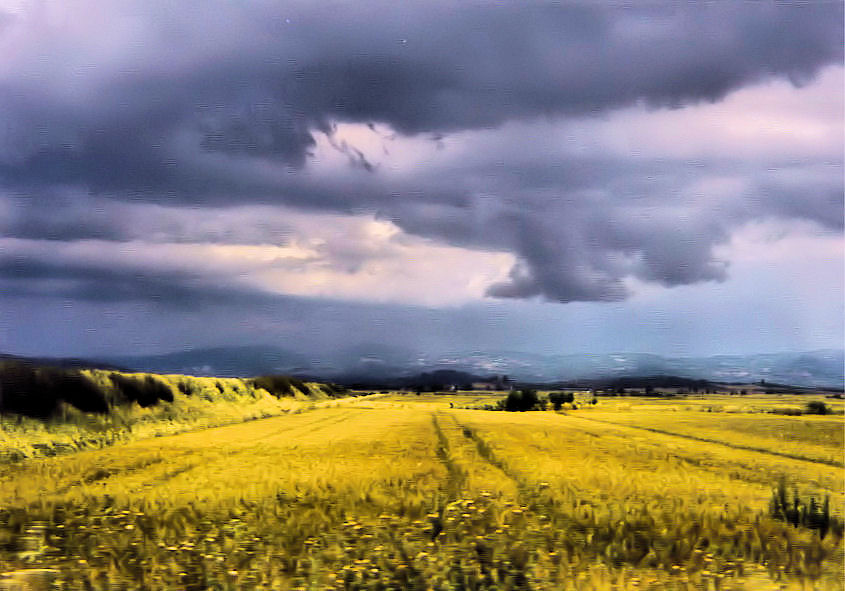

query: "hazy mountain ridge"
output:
20 346 839 388
105 346 311 378
0 353 127 372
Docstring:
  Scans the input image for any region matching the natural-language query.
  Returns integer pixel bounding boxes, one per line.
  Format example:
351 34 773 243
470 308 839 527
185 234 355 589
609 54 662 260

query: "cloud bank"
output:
0 1 842 308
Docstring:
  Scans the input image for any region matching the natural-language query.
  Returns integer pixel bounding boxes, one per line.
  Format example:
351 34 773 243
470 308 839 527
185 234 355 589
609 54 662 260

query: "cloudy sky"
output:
0 1 842 359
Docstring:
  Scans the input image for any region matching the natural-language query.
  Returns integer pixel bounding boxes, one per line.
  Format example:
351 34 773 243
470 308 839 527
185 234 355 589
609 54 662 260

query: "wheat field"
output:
0 393 842 590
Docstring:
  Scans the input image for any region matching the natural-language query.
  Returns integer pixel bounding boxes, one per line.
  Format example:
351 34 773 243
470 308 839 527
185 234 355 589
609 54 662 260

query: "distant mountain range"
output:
0 353 126 372
8 346 839 388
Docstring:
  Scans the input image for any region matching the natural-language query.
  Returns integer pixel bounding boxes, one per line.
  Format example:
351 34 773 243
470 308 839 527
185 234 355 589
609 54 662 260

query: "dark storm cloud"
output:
2 2 841 190
0 248 267 307
0 191 128 241
385 152 840 301
0 1 842 304
0 191 300 244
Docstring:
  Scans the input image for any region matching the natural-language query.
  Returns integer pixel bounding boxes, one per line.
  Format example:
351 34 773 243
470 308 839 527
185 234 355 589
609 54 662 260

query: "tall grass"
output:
0 363 351 462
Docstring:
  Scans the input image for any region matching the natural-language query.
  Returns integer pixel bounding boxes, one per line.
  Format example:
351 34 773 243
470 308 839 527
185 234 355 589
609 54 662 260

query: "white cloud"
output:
598 65 843 161
1 212 515 307
716 218 844 269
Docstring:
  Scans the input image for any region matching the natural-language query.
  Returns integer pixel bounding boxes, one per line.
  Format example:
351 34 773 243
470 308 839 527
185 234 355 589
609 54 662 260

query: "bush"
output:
0 362 107 418
504 389 540 412
548 391 574 410
250 375 306 397
55 371 109 413
805 400 830 415
110 374 174 407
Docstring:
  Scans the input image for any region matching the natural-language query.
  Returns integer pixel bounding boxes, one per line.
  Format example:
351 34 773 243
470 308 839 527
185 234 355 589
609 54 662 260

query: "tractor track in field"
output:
52 456 169 495
443 412 615 550
430 413 467 500
454 419 519 485
244 408 357 444
51 458 203 497
147 462 203 486
0 395 384 468
293 409 360 437
571 415 844 468
443 412 841 502
439 412 546 505
42 411 362 497
139 411 362 488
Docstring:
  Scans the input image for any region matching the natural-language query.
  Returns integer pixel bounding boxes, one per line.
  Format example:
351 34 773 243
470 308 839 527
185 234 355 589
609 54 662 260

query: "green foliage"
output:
320 383 350 397
770 477 843 539
503 389 540 412
250 375 307 397
805 400 830 415
109 373 174 407
0 362 106 418
548 391 574 410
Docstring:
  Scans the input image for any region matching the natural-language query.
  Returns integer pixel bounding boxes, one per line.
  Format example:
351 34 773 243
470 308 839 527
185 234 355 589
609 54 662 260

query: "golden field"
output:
0 391 843 590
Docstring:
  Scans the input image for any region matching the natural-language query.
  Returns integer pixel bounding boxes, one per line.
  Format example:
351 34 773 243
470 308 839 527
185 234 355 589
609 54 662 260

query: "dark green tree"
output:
504 389 540 411
548 391 574 410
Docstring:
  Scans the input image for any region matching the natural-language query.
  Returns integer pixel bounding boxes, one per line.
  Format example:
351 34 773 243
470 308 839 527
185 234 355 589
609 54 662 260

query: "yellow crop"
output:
0 391 842 589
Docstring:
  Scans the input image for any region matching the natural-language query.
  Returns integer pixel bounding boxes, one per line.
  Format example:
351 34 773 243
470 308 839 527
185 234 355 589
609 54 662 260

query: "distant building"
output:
470 375 514 391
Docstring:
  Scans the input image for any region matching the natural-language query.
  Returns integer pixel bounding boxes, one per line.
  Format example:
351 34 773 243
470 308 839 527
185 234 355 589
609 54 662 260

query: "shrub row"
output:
109 373 174 407
0 362 106 418
0 362 332 420
769 401 832 416
249 375 307 398
491 389 598 412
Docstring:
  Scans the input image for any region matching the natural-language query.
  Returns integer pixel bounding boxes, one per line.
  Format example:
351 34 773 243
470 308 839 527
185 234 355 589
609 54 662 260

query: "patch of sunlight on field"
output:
0 396 842 590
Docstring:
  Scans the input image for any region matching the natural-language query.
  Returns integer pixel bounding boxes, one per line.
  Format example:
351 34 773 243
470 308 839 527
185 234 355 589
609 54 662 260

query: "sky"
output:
0 1 842 359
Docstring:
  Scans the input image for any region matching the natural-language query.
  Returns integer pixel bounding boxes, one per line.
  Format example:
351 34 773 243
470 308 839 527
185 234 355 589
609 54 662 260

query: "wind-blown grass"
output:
0 364 353 462
0 395 841 589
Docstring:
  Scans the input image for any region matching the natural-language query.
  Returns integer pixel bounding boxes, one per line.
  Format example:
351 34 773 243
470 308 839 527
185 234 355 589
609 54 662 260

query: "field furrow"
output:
578 416 845 468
